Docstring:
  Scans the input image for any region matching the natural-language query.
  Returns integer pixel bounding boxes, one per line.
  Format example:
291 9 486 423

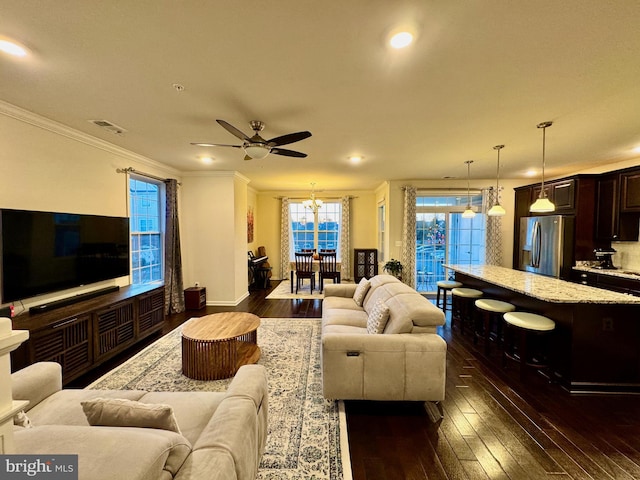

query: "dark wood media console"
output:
11 284 165 385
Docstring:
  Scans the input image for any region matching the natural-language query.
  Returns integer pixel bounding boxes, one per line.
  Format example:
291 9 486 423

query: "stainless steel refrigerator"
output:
518 215 574 279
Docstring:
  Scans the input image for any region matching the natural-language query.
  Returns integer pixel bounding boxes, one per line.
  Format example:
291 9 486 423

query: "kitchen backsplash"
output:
611 242 640 271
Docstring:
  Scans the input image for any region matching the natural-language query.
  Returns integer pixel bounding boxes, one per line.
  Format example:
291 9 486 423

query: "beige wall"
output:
0 105 181 309
255 189 377 279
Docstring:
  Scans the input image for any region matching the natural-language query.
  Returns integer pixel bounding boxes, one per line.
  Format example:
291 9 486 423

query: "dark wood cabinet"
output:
184 287 206 310
11 284 165 384
571 269 640 297
595 171 640 242
354 249 378 282
620 169 640 212
513 175 598 267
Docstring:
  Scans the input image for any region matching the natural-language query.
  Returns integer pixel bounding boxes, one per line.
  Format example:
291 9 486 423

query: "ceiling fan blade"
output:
267 131 312 147
190 142 242 148
216 119 250 142
271 148 307 158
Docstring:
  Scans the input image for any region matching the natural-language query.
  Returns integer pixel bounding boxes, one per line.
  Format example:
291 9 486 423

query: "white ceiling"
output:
2 1 640 191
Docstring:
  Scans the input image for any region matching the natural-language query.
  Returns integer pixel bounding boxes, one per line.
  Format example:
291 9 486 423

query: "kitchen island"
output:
445 264 640 393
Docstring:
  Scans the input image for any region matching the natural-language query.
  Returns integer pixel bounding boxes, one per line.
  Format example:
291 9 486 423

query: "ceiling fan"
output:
191 119 311 160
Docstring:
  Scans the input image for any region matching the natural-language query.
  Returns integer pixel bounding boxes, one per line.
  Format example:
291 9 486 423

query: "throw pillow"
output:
367 299 390 334
353 278 371 307
14 410 33 429
81 398 181 434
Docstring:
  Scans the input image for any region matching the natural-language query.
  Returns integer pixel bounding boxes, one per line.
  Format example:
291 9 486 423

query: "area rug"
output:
87 318 352 480
266 279 353 300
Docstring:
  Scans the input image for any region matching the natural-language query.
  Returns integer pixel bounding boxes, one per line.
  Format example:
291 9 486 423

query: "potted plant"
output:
383 259 403 279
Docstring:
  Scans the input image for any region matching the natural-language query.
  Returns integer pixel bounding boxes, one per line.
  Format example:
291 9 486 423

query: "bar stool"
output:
502 311 555 378
436 280 462 313
474 299 516 354
451 288 483 334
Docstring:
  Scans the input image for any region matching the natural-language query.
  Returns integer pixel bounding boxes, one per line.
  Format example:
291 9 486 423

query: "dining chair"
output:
318 252 340 293
294 252 315 293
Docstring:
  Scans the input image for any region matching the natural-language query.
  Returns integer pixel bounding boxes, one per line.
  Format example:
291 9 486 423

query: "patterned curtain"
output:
484 187 503 265
164 179 185 314
280 197 290 280
401 186 417 288
340 196 351 280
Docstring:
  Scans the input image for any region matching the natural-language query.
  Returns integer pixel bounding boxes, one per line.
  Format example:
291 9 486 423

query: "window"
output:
290 202 341 257
129 177 164 285
415 194 485 292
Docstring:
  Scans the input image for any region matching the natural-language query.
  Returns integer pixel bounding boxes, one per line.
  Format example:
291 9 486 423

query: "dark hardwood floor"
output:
71 282 640 480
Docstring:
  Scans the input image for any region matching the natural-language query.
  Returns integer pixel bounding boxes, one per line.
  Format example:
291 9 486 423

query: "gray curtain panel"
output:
401 186 417 288
164 179 185 314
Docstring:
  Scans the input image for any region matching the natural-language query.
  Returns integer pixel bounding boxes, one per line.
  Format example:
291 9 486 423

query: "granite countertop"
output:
572 265 640 281
443 264 640 304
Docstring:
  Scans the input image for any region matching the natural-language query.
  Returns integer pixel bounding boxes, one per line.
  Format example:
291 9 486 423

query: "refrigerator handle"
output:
532 221 542 268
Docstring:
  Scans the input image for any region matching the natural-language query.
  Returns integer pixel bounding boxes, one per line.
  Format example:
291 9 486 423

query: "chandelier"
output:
302 183 323 212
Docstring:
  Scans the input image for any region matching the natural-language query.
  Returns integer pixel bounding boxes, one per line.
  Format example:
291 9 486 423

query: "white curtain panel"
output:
340 196 351 280
401 186 417 288
484 187 503 265
280 197 290 280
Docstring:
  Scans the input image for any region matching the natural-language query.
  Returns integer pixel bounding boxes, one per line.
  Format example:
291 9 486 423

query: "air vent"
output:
89 119 127 135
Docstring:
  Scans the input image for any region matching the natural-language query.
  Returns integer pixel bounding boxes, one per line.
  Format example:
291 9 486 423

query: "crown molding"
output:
0 99 181 176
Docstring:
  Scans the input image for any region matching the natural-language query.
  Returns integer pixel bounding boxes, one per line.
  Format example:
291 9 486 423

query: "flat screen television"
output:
0 209 130 303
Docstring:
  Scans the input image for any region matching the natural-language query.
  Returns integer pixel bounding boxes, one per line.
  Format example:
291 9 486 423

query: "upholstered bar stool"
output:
502 312 555 378
474 299 516 354
436 280 463 313
451 287 483 334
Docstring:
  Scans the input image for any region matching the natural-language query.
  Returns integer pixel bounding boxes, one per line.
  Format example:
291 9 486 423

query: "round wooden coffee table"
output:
181 312 261 380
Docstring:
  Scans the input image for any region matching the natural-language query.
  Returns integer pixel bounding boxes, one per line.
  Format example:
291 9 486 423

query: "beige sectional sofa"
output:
321 275 447 404
11 361 268 480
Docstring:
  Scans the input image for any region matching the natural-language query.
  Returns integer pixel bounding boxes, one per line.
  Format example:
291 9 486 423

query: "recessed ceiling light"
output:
525 169 537 177
389 31 414 49
0 37 28 57
349 155 363 164
200 156 214 164
632 146 640 154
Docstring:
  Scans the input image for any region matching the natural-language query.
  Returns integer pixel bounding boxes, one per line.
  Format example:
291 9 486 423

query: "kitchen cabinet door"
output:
620 170 640 212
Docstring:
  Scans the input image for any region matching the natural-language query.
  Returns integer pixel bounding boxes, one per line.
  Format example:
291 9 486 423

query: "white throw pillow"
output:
367 299 390 334
353 278 371 307
81 398 181 434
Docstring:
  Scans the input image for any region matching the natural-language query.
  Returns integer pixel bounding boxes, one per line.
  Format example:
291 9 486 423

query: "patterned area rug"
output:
88 318 351 480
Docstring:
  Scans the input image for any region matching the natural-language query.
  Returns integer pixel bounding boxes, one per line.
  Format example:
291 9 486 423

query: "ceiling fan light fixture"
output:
244 144 270 159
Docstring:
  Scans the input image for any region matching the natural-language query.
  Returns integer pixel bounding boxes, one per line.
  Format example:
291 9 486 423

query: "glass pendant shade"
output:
530 121 556 213
462 207 476 218
530 196 555 213
488 203 506 216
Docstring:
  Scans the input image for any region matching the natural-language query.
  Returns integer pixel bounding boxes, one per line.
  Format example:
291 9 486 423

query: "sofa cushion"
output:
353 278 371 306
26 389 148 426
138 391 225 446
82 397 181 434
322 295 364 312
367 300 390 334
323 308 368 329
14 425 192 480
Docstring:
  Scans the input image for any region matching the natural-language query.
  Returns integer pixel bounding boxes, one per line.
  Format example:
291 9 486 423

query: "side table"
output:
184 287 206 310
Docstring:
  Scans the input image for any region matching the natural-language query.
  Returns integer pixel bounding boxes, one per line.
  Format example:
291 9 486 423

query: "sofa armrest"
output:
11 362 62 411
324 283 358 298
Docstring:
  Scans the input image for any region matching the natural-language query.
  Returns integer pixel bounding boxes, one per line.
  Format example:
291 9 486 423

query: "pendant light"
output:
462 160 476 218
530 121 555 213
488 145 506 216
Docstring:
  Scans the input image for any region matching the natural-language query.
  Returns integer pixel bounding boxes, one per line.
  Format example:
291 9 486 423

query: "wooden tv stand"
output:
11 284 165 385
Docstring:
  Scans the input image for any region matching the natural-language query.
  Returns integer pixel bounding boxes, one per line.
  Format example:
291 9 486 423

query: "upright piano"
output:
248 252 270 289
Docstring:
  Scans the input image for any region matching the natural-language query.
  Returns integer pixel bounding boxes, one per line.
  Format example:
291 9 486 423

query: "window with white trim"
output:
289 202 341 257
129 177 164 285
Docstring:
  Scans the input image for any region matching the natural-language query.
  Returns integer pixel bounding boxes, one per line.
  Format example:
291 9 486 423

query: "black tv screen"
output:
0 209 130 303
